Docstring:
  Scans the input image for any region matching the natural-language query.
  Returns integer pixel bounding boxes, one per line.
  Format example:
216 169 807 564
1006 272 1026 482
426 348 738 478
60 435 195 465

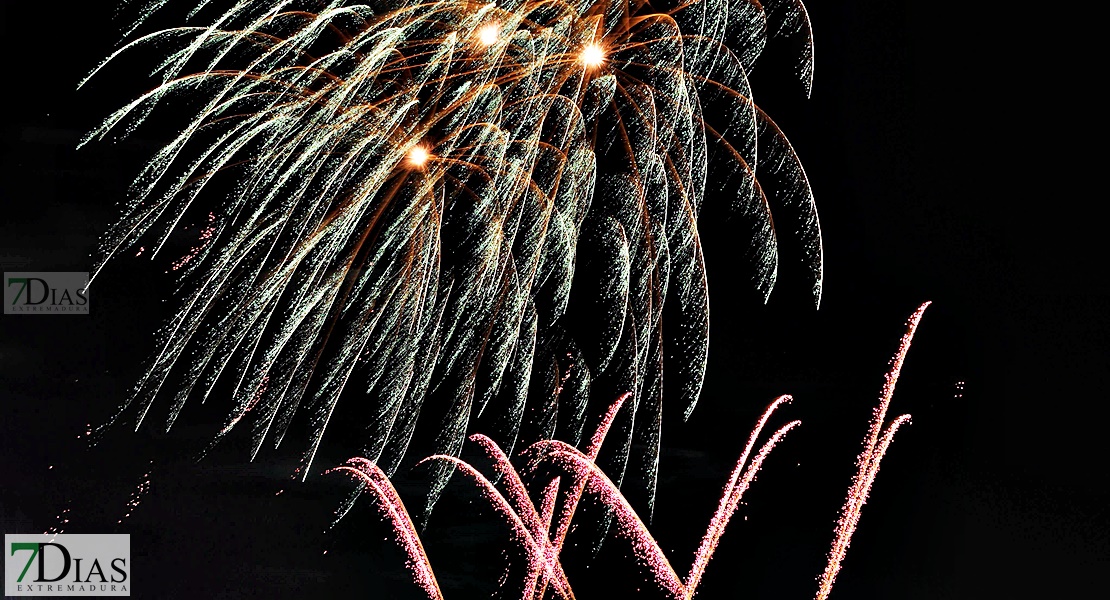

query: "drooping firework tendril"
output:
84 0 822 515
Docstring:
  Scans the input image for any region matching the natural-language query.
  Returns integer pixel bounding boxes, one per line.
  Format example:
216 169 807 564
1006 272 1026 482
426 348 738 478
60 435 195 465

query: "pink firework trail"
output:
544 415 799 600
332 389 798 599
329 306 933 599
470 434 546 536
815 301 930 599
328 458 443 600
520 392 630 599
468 433 574 599
493 391 630 599
548 450 686 597
687 395 793 593
417 453 574 600
535 476 562 600
544 392 630 546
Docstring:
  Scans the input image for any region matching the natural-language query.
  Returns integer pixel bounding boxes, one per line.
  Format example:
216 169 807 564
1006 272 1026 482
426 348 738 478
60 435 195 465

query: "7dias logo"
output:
5 534 129 596
3 272 89 314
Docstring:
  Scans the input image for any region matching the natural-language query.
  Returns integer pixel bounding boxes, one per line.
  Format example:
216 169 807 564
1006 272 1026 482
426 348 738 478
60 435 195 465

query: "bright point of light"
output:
408 146 430 168
478 23 500 46
580 43 605 68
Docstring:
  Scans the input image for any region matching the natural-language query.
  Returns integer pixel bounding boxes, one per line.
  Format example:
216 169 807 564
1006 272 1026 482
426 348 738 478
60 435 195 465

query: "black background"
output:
2 2 1106 598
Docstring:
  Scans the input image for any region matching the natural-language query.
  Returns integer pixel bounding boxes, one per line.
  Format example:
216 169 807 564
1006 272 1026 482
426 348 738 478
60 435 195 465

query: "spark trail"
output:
334 392 801 599
815 301 930 599
327 305 933 598
84 0 823 510
329 458 444 600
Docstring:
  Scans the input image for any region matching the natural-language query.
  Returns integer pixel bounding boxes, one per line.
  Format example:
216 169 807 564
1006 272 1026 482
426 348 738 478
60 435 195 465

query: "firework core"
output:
407 146 431 168
580 43 605 68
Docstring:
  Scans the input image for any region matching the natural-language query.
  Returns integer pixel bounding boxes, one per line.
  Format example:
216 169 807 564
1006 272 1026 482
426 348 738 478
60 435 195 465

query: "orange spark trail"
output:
86 0 822 525
815 302 930 599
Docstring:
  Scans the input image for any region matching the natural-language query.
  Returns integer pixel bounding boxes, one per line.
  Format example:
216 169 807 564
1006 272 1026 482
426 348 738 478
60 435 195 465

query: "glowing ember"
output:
580 43 605 68
477 23 500 46
407 145 431 168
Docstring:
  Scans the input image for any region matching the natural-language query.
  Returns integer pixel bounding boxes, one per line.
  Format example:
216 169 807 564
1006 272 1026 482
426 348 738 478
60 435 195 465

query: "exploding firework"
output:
82 0 822 513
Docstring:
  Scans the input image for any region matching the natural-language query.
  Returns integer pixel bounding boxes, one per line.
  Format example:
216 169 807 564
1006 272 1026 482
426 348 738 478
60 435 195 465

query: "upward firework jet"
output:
331 393 799 599
83 0 822 512
815 302 929 599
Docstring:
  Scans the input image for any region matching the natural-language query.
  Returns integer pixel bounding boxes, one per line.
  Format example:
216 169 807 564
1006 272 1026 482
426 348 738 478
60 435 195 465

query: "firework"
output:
325 305 930 598
815 301 929 599
329 457 443 599
83 0 821 513
333 391 800 599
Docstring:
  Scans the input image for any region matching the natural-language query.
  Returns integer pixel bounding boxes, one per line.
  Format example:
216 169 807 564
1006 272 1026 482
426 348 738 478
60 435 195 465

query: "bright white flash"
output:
478 23 500 46
408 146 430 168
580 43 605 68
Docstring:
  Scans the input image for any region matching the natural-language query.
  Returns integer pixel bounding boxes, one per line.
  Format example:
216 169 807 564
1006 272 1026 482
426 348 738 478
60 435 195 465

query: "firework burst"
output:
82 0 821 512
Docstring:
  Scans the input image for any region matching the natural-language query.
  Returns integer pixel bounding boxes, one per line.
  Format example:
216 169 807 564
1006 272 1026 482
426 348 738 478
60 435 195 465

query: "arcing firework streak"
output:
84 0 821 511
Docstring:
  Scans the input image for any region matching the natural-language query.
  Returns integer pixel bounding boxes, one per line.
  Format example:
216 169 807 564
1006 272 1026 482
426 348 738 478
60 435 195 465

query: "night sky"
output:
2 2 1106 599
